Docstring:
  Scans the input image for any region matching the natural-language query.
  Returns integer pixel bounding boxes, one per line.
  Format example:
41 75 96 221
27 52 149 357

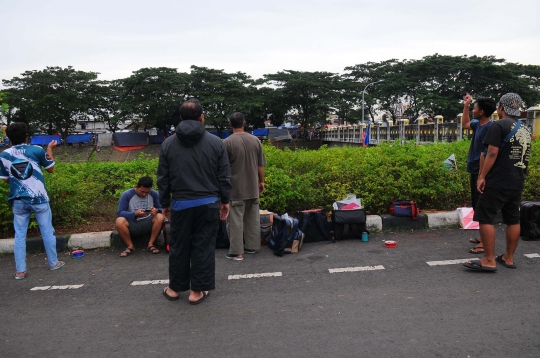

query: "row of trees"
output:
1 54 539 139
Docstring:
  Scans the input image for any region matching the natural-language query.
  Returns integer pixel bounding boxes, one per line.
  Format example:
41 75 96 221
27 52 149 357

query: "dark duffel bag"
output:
294 209 332 243
520 201 540 240
332 209 367 241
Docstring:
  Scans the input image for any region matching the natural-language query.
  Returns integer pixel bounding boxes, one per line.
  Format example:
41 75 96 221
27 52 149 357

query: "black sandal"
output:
147 245 160 254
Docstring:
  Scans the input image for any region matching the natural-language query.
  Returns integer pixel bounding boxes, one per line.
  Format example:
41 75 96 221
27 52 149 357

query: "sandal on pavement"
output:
50 261 65 271
163 287 180 301
469 246 484 254
15 272 26 280
496 255 516 269
463 260 497 272
147 245 160 254
189 291 210 305
120 248 135 257
469 238 481 244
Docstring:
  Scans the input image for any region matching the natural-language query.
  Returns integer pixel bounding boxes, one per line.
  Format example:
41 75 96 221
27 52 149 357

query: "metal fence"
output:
321 122 474 144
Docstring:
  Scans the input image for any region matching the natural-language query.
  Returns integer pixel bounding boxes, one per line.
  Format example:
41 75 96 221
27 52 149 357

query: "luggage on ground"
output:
216 220 230 248
389 199 420 219
332 208 368 240
294 209 332 243
163 219 172 253
520 201 540 240
268 214 304 256
260 210 274 245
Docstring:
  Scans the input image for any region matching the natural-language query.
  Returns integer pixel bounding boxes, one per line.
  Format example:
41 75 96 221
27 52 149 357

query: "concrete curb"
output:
68 231 113 250
0 211 463 254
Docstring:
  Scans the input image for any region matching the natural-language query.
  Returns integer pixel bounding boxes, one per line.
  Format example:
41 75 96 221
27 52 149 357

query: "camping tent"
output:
113 132 148 146
30 135 62 145
66 133 94 144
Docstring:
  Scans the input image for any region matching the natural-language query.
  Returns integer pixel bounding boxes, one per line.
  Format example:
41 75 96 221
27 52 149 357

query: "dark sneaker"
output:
226 253 243 261
244 248 257 254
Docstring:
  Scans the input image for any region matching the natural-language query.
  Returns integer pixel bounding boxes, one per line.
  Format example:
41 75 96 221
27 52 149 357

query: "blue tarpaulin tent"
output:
30 135 62 145
66 133 94 144
149 130 165 144
209 130 231 139
252 129 269 136
113 132 148 146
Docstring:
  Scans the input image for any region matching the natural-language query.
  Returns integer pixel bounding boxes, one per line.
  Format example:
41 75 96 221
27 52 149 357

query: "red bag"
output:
389 200 420 219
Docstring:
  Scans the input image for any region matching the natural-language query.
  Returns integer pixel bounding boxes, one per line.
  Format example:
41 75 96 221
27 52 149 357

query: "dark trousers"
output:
470 173 479 209
169 202 219 292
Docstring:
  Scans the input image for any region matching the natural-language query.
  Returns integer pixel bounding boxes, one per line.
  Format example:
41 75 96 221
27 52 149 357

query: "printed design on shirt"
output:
508 123 531 169
10 158 34 180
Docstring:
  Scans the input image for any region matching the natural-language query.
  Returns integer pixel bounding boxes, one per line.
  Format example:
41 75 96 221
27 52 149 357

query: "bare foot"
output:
189 290 209 303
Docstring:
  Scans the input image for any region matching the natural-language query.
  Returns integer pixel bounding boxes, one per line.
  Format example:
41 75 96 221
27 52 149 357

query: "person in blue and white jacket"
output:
0 122 65 280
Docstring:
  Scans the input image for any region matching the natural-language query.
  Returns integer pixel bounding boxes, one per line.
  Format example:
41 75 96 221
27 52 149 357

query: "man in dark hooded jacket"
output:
157 99 231 305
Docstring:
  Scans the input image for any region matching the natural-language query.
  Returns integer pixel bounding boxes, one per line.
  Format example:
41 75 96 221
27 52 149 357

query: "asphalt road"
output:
1 227 539 358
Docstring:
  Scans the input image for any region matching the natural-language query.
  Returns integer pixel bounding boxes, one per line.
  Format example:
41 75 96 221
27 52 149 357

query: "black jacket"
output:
157 120 231 208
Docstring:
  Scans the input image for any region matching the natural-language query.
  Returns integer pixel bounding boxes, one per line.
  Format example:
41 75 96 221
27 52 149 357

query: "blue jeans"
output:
13 200 58 273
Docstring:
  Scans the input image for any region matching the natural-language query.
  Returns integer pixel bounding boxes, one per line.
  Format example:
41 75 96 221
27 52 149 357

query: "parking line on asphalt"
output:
30 284 84 291
131 279 169 286
328 265 385 273
228 272 282 280
426 258 476 266
524 253 540 258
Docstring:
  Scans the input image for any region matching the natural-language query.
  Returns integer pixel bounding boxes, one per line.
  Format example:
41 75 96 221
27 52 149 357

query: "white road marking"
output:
328 265 385 273
426 258 477 266
30 284 84 291
228 272 282 280
524 253 540 258
131 279 169 286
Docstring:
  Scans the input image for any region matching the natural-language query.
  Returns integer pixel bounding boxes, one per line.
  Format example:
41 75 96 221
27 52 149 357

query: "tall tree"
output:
263 70 339 128
188 66 253 136
2 66 101 139
119 67 190 132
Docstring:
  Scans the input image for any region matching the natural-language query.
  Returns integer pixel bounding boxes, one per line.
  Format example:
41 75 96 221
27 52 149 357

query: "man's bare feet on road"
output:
189 290 209 303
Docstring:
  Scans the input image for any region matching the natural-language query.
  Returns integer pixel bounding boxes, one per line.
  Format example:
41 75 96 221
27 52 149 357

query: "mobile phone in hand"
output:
144 209 152 212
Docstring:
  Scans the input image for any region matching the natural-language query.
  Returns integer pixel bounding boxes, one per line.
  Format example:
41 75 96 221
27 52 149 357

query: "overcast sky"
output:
1 0 539 83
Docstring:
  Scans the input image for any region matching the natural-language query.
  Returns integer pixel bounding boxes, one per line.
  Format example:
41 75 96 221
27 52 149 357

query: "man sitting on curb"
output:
116 176 164 256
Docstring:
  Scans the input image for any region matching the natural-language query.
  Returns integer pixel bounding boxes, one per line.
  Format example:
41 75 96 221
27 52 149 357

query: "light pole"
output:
362 79 385 123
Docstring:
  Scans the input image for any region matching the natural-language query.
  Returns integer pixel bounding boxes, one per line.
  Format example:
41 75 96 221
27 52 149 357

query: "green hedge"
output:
1 141 539 232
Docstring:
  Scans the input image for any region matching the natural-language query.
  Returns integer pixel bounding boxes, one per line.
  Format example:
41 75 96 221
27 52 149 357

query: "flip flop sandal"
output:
469 238 481 244
496 255 517 269
163 287 180 301
463 259 497 272
50 261 65 271
469 247 484 254
15 272 26 280
147 245 160 254
120 248 135 257
189 291 210 305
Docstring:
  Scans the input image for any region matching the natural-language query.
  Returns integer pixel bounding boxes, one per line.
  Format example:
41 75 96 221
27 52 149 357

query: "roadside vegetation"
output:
0 140 538 232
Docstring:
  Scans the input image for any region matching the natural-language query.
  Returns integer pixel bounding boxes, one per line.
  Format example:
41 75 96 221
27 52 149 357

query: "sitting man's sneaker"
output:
244 248 257 254
226 253 243 261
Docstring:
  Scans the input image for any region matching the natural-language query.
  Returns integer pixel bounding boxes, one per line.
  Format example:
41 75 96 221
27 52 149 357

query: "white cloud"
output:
1 0 539 83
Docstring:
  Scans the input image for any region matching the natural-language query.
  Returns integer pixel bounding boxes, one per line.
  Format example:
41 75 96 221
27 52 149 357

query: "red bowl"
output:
384 240 397 248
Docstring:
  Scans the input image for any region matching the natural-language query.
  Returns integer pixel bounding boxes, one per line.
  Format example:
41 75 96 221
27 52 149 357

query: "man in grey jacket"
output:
158 99 231 305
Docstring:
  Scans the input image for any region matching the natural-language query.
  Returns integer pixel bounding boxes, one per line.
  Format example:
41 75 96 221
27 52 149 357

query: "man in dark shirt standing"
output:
461 94 496 251
464 93 531 272
157 99 231 304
